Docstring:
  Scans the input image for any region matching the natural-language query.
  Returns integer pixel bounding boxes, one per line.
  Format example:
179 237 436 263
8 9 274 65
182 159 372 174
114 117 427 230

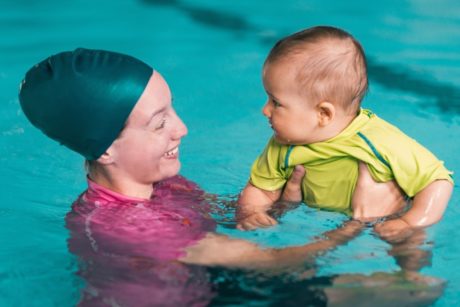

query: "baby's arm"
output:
369 129 454 243
400 180 453 226
375 179 453 243
236 183 281 230
237 165 306 230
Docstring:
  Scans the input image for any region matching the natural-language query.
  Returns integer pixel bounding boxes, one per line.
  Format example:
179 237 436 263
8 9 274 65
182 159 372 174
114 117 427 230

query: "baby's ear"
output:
317 101 335 126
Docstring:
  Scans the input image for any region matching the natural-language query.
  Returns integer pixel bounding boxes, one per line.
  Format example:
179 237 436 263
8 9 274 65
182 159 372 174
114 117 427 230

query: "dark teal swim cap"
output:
19 48 153 160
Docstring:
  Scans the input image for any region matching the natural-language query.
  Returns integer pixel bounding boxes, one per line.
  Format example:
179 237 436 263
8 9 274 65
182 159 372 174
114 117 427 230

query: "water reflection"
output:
141 0 256 32
209 268 444 307
367 58 460 114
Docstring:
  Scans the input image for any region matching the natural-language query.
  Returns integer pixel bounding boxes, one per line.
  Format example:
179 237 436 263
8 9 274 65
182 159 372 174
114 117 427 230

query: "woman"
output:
19 48 407 306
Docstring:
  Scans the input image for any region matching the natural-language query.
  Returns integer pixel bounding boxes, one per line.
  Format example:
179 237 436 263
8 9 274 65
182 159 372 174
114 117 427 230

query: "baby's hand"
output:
374 218 414 243
236 212 277 231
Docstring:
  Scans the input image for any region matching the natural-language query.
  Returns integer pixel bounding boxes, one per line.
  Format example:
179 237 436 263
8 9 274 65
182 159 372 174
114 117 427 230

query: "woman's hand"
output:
352 162 407 221
280 165 306 202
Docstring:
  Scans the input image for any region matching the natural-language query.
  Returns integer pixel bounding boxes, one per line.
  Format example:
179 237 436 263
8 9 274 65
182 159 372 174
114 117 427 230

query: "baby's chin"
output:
274 134 310 146
273 134 289 144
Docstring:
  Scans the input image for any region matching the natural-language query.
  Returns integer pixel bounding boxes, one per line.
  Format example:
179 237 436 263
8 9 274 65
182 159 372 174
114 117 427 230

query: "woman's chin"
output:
161 161 182 180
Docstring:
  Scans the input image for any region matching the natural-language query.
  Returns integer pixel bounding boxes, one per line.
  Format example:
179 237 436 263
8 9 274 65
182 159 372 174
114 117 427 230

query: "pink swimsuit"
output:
66 175 216 306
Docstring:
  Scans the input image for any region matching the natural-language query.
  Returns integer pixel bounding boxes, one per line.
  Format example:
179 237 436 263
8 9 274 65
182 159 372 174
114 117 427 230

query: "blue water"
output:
1 0 459 305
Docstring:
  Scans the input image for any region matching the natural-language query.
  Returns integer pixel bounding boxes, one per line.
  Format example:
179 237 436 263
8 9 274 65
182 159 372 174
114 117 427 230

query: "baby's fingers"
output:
374 223 413 244
236 218 260 230
236 214 277 231
254 213 277 227
236 221 256 231
236 222 264 231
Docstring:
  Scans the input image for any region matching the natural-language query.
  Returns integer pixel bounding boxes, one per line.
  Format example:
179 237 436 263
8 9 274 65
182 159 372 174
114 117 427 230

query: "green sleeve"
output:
379 126 454 197
249 137 288 191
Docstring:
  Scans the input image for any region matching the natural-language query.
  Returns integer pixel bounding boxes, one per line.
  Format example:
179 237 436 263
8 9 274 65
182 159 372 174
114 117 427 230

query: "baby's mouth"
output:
164 146 179 159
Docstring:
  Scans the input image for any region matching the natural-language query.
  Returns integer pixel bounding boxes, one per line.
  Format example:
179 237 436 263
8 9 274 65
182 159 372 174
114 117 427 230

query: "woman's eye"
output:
156 118 166 130
273 100 281 107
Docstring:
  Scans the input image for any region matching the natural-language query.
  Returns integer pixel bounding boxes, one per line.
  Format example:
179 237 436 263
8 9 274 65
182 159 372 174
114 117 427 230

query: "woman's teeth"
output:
164 147 178 158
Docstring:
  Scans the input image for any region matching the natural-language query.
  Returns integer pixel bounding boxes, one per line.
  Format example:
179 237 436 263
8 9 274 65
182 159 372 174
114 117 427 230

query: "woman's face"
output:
109 72 188 185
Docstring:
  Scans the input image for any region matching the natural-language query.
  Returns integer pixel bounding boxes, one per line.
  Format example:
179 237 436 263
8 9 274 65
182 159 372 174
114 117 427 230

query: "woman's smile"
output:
164 145 179 159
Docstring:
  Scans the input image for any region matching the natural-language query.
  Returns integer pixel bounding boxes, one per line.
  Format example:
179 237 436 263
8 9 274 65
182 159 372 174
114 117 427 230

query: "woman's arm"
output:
188 166 362 270
181 220 363 270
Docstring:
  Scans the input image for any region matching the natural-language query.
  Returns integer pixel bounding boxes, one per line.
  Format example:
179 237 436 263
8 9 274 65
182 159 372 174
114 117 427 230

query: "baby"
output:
237 26 453 241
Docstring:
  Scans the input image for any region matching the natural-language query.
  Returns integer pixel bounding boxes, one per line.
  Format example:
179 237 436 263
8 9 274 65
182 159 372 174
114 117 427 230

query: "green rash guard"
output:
250 109 454 214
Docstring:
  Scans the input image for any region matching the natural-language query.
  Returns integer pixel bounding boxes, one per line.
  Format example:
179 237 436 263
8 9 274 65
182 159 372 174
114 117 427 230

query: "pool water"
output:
1 0 459 305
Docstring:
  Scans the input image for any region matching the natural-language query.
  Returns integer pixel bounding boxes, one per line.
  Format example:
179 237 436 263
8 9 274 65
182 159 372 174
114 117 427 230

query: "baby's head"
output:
262 26 368 144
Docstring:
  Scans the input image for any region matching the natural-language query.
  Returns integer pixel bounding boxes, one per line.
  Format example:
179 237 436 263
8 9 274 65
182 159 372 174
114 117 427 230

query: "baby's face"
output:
262 60 324 145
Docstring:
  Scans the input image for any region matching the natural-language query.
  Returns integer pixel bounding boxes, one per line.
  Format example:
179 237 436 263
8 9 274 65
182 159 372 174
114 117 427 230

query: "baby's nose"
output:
262 102 271 118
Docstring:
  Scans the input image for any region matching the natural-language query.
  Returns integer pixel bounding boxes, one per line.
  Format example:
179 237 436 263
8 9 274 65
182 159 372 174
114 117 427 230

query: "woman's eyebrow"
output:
146 107 167 126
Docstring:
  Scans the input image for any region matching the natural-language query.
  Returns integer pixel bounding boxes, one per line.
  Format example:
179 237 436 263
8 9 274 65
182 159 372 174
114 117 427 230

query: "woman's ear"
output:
317 102 335 126
96 146 115 165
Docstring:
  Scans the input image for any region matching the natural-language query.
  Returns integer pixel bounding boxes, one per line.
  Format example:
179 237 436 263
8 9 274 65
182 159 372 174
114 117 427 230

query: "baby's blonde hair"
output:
265 26 368 114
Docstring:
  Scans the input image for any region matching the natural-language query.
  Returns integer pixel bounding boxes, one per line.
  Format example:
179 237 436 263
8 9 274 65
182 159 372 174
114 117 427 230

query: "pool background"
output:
0 0 459 305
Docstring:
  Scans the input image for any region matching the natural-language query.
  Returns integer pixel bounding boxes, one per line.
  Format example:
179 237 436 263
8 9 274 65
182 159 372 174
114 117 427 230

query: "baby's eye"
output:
272 99 281 107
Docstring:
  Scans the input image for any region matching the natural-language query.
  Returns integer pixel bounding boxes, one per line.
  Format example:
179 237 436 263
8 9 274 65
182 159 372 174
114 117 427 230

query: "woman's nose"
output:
175 116 188 139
